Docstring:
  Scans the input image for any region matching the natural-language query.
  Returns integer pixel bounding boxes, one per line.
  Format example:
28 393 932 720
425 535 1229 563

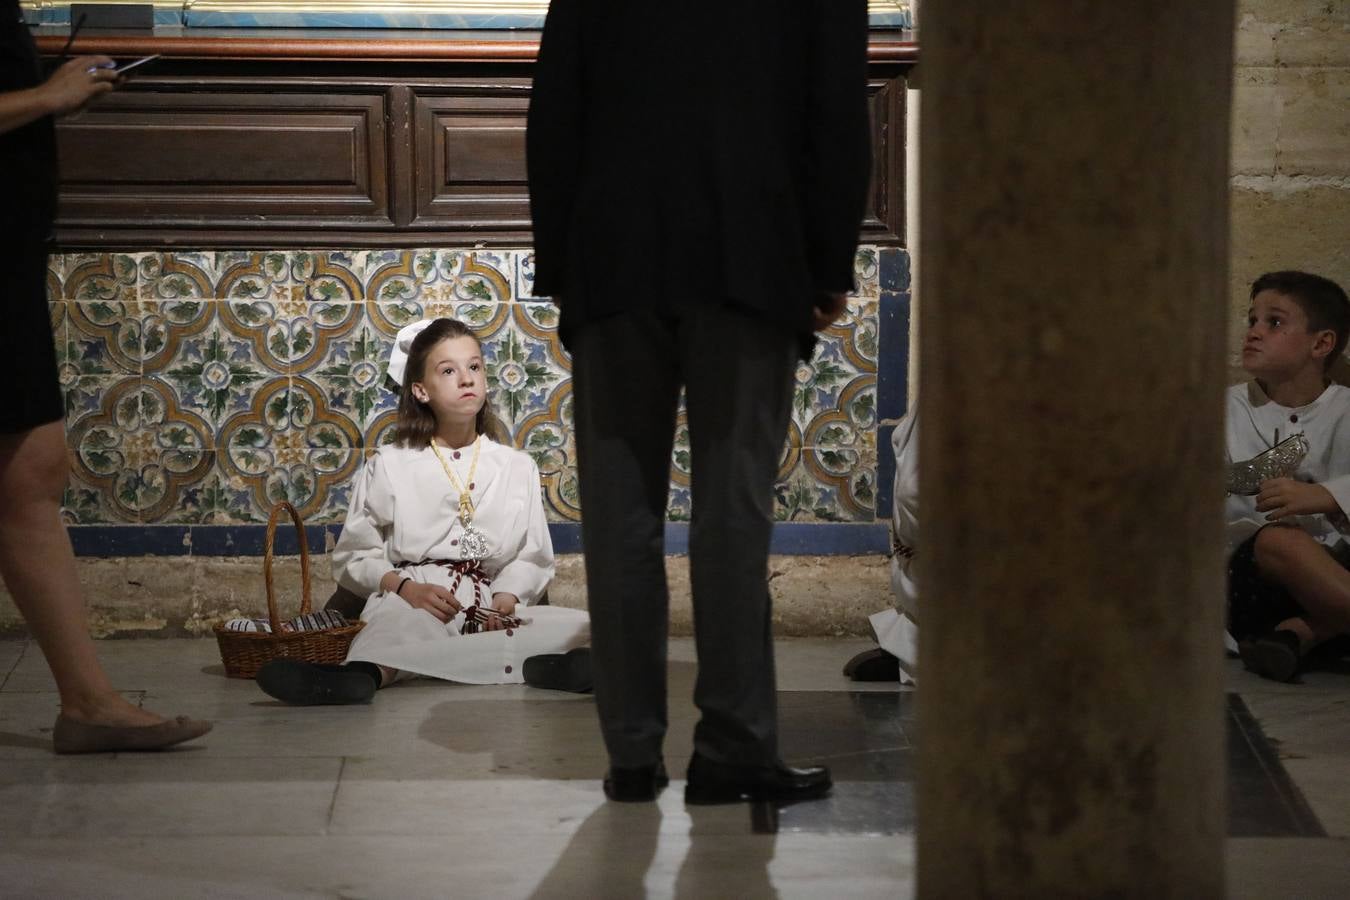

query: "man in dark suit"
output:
526 0 872 804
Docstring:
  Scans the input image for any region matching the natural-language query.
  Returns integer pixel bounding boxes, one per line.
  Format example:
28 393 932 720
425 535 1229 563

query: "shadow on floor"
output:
406 688 1327 838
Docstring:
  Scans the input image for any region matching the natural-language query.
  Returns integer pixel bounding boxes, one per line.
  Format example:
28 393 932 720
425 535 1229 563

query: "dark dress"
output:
1 0 63 433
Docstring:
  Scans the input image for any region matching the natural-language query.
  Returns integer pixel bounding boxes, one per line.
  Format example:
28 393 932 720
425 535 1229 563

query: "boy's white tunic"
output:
1225 381 1350 651
333 438 589 684
1225 381 1350 556
871 410 920 684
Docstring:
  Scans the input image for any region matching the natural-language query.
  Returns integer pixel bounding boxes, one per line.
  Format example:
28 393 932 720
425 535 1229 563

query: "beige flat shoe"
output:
52 714 212 755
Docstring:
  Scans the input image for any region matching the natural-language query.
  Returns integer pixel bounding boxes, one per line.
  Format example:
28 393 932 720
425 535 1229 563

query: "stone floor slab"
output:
0 832 914 899
0 755 342 838
0 638 1346 897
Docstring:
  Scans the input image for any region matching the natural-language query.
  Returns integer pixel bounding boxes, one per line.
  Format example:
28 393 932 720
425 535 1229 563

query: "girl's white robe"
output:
333 439 589 684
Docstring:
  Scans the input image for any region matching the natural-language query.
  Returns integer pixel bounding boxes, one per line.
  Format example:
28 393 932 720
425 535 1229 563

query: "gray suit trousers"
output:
570 304 798 769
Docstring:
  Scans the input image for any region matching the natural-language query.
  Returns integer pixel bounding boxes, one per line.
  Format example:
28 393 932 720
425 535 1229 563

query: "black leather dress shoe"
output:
684 752 832 805
603 760 669 802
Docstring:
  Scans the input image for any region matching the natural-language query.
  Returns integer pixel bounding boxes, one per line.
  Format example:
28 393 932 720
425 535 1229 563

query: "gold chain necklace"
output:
429 435 489 559
430 434 481 523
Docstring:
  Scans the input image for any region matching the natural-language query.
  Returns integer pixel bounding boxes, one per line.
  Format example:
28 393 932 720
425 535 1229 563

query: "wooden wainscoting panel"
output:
862 75 907 245
55 87 392 232
33 35 912 248
410 82 533 232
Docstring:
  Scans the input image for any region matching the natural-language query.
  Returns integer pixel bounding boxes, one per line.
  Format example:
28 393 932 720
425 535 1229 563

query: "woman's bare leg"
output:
0 421 163 726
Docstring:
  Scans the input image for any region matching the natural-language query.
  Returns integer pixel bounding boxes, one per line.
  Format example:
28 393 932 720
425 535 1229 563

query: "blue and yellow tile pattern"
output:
48 246 908 554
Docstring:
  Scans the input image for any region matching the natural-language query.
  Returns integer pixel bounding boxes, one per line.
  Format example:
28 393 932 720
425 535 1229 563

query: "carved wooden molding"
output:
38 33 914 248
36 29 917 63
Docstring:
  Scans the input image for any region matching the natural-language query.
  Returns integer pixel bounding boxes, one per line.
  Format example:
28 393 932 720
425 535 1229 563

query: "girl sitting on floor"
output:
256 317 591 704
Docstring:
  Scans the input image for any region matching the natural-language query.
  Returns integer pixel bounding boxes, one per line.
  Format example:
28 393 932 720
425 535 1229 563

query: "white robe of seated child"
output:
1224 380 1350 651
871 409 920 685
333 439 589 684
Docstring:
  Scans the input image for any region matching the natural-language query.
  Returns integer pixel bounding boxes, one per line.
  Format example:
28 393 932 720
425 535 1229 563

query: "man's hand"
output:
812 292 848 332
398 581 463 623
1255 478 1339 521
41 56 119 117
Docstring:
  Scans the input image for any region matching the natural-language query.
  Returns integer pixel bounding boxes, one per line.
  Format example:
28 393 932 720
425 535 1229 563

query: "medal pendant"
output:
460 525 489 560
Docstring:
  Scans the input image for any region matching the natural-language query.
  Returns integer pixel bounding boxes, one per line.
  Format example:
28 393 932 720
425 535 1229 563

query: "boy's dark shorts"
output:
1227 527 1315 639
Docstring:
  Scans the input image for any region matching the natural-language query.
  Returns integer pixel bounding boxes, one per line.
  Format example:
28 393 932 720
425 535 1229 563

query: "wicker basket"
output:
214 501 365 679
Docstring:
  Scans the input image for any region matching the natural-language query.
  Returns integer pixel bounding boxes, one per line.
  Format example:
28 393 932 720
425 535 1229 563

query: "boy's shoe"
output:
255 658 377 705
603 760 669 802
842 647 901 682
1238 629 1302 683
684 752 832 805
523 647 594 693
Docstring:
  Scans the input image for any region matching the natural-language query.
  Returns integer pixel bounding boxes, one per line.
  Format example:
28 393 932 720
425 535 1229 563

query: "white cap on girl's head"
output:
386 319 436 387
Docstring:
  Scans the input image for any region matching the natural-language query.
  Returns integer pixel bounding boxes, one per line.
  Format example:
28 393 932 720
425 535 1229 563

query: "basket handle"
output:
263 501 313 634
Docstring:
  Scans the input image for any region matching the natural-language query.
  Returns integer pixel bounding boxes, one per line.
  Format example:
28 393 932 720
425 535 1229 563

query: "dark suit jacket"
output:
526 0 872 356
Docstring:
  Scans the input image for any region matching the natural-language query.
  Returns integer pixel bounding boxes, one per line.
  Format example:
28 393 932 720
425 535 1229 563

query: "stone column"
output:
916 3 1235 898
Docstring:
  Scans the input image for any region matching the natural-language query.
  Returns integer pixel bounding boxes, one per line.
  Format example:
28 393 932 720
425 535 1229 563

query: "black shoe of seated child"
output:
1239 629 1302 683
604 759 669 802
684 752 832 806
842 647 902 682
522 647 593 693
255 658 378 706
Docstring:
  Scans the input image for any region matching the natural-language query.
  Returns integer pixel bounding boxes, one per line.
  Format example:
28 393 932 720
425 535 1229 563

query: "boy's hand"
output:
1255 478 1339 521
398 581 463 623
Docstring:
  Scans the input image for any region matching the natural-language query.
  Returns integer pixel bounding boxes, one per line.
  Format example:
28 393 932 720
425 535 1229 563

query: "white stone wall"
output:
1230 0 1350 377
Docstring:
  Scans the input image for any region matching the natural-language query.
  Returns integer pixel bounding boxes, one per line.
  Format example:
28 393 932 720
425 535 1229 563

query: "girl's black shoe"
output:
255 658 378 705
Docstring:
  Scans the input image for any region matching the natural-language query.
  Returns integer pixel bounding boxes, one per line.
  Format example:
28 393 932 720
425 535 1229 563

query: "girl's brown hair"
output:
392 318 509 447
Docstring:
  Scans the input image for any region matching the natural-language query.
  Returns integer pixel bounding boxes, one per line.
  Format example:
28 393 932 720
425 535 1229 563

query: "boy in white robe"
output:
256 318 591 704
843 409 919 684
1226 271 1350 682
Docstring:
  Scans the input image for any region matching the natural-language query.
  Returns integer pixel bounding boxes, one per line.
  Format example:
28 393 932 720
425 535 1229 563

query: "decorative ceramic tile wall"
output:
47 246 906 548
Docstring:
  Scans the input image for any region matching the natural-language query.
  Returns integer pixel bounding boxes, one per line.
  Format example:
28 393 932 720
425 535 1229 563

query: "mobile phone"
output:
112 54 160 76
